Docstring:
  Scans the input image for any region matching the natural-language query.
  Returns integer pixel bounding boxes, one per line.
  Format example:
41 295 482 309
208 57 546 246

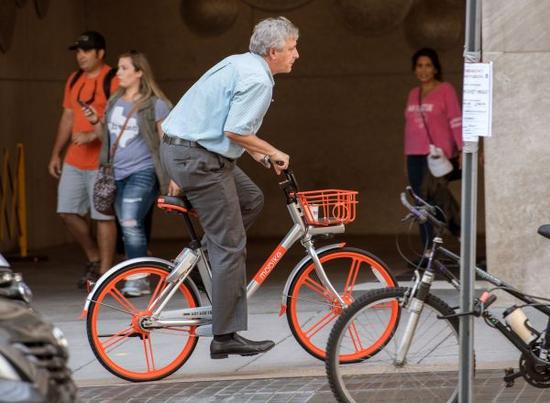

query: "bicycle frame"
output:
88 170 355 336
437 246 550 360
396 230 550 367
141 202 348 332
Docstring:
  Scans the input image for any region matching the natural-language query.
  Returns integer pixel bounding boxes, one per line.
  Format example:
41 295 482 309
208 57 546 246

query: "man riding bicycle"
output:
161 16 299 359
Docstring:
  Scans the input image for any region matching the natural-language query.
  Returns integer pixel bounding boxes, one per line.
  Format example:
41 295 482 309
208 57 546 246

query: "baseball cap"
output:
68 31 106 51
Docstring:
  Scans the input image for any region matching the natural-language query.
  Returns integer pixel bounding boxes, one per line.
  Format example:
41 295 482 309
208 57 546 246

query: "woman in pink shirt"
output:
404 48 462 252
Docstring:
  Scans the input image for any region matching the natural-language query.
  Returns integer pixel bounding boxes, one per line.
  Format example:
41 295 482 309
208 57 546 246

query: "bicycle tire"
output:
286 247 397 361
86 261 201 382
326 287 459 403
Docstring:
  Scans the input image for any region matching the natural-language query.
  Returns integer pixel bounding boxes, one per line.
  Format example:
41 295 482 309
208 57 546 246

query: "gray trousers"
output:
161 141 264 335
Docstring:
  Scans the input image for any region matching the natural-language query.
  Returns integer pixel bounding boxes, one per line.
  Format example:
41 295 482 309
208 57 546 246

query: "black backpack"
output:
69 66 118 100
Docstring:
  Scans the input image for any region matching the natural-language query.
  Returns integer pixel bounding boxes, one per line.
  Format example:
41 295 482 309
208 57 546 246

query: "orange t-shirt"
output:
62 64 119 170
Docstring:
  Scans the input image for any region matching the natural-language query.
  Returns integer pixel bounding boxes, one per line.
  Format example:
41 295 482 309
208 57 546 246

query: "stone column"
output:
483 0 550 297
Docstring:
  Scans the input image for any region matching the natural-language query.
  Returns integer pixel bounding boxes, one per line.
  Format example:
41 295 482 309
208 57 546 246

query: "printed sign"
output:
462 62 493 141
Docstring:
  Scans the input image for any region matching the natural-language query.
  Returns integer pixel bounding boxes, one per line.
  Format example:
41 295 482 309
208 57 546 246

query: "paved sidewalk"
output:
78 370 550 403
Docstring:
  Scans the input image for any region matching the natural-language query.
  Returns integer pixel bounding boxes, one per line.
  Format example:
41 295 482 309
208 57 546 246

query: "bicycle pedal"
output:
503 367 521 388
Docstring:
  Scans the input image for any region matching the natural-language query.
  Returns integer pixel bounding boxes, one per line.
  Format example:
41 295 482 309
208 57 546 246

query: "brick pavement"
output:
78 370 550 402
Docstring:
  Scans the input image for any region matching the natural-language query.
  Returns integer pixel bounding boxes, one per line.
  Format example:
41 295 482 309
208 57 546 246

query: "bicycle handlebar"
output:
405 186 437 215
263 156 299 197
278 170 299 204
400 186 447 229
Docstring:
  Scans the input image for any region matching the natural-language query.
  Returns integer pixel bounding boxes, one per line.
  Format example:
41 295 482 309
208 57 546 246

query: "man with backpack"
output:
48 31 119 288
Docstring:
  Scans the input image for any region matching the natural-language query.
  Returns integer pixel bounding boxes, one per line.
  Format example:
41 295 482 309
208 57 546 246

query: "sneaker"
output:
121 278 151 298
77 261 100 289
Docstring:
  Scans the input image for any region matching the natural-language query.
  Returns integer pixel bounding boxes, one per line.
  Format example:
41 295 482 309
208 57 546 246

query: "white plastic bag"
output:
427 144 453 177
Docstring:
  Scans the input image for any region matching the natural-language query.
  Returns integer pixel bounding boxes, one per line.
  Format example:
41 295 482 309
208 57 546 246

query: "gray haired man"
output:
161 17 299 358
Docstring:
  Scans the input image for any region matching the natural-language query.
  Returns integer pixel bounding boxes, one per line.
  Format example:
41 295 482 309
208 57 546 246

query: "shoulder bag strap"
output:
108 103 140 162
418 88 435 145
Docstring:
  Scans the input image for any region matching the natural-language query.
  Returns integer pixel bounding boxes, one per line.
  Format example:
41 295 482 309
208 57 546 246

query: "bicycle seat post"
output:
182 212 201 250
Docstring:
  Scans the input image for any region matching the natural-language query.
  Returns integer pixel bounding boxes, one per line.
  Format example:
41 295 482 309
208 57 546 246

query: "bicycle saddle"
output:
157 195 195 216
537 225 550 239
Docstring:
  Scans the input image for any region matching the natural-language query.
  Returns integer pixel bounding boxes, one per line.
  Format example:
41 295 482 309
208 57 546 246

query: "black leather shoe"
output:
210 333 275 359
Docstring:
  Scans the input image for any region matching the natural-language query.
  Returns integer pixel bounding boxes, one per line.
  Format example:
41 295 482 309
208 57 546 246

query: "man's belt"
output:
163 134 235 162
162 134 201 147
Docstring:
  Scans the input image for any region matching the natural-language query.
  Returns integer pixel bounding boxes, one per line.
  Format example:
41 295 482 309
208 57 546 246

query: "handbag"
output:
418 90 454 178
427 144 453 178
93 105 138 215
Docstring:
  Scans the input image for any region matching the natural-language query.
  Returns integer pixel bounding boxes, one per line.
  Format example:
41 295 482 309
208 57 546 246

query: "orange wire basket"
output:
296 189 358 226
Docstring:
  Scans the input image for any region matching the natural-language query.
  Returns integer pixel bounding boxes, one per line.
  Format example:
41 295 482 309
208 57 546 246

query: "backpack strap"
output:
68 69 84 89
102 67 118 99
69 67 117 99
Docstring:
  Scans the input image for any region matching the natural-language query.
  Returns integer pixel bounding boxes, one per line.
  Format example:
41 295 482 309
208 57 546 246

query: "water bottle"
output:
503 305 536 344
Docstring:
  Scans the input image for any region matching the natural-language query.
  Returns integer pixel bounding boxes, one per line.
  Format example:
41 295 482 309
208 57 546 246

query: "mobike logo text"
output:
255 246 286 284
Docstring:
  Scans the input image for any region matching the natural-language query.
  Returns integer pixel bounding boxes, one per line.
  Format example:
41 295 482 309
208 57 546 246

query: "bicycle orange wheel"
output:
286 247 397 362
86 262 200 382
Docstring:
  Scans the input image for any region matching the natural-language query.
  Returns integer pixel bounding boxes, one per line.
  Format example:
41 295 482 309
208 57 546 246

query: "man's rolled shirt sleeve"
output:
224 80 273 135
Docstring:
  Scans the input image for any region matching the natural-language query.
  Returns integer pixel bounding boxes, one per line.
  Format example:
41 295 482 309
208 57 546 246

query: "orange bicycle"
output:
82 169 397 382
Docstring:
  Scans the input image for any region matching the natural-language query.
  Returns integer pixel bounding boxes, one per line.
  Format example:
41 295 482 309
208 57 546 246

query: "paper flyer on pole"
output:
462 62 493 142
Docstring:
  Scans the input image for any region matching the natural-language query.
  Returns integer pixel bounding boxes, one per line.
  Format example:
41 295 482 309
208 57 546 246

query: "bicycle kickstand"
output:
503 367 523 388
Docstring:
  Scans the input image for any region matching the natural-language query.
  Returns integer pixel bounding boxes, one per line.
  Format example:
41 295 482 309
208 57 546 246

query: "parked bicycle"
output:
326 187 550 403
82 169 397 382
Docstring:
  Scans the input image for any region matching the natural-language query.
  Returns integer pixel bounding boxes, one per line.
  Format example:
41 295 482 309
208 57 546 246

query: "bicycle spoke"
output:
109 287 139 314
304 310 338 339
372 306 398 362
302 275 335 302
155 327 196 335
101 326 135 351
146 278 169 311
90 299 135 316
347 320 364 353
414 330 456 364
142 334 155 372
409 308 436 343
343 258 361 295
351 304 395 359
287 294 337 309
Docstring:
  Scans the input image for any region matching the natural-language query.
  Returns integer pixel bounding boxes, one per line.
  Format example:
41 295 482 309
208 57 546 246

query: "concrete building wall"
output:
0 0 475 250
483 0 550 296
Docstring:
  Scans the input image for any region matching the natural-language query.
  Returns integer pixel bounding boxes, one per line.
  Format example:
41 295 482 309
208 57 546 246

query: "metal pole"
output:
460 0 481 402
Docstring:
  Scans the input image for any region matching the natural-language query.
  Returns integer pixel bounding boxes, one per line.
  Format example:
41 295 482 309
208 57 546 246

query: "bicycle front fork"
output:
395 270 436 365
302 237 346 307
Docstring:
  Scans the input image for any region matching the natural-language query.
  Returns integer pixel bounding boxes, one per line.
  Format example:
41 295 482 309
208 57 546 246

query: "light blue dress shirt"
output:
161 52 274 159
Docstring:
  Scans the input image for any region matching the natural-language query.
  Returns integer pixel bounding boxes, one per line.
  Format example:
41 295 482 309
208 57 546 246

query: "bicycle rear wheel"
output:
86 261 200 382
286 247 397 361
326 287 459 403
